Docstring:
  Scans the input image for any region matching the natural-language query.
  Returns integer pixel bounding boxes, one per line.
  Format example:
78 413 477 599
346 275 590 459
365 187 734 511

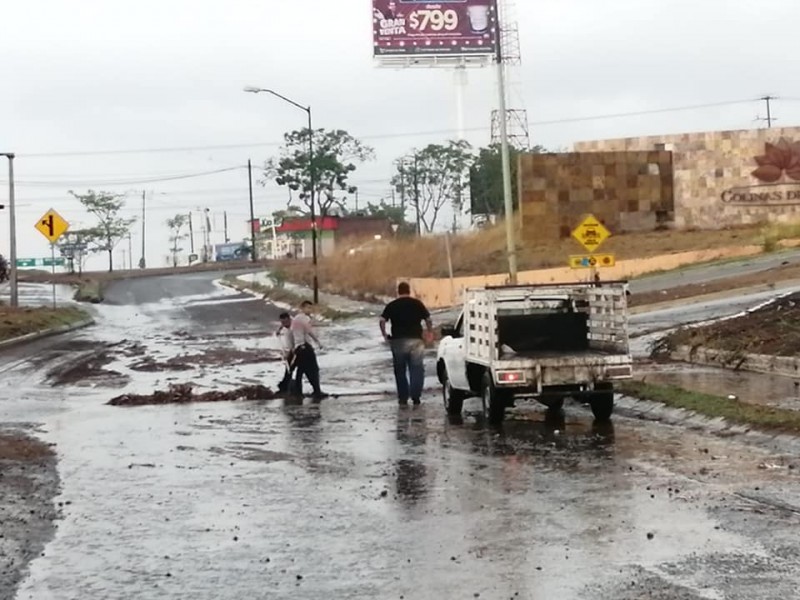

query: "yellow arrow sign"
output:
571 214 611 252
35 209 69 244
569 254 616 269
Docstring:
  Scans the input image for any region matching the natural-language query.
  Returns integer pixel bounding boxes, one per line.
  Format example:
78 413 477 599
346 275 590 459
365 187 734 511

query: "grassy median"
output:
0 306 90 342
620 381 800 433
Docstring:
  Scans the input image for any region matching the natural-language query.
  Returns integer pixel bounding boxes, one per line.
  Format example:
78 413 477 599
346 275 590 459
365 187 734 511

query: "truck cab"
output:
437 282 632 424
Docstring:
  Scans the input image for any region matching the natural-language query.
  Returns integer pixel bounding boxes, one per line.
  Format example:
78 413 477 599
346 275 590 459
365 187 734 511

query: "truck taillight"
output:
497 371 525 383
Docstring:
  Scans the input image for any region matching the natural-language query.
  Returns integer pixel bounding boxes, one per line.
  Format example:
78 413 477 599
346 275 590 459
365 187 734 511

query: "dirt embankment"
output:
0 430 60 600
662 292 800 357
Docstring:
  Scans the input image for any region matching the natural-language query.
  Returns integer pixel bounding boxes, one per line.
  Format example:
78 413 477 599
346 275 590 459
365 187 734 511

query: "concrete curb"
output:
0 318 95 352
670 344 800 379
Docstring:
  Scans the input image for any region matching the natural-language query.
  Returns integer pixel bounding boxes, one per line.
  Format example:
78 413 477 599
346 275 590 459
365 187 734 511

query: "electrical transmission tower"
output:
490 0 530 150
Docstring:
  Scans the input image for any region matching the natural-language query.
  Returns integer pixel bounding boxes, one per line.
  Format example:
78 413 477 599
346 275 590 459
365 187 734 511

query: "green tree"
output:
391 140 473 233
264 128 375 221
166 214 189 267
359 200 408 228
469 143 547 218
69 190 136 272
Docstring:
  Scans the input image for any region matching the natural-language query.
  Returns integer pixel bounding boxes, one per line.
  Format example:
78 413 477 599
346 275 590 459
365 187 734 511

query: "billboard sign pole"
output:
373 0 499 59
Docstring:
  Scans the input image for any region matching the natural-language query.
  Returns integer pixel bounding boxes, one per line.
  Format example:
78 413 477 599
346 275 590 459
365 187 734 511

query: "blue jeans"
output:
390 338 425 403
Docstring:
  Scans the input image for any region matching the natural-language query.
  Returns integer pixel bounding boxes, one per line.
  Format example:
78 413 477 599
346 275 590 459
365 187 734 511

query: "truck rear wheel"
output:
442 371 465 416
590 382 614 422
481 373 506 425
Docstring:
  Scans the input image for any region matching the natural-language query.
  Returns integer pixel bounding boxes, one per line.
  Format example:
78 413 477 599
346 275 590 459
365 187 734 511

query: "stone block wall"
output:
575 126 800 229
518 151 674 242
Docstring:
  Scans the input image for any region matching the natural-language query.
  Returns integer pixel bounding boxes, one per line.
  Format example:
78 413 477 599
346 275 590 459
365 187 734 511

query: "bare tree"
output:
166 214 189 267
392 140 473 233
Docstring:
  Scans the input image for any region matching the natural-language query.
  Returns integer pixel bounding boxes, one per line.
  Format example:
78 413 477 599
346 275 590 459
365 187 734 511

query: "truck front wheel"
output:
481 373 506 425
590 382 615 422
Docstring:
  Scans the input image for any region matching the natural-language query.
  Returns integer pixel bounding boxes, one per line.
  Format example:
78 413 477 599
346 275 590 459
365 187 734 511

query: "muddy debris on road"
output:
108 383 276 406
46 348 130 388
130 348 281 372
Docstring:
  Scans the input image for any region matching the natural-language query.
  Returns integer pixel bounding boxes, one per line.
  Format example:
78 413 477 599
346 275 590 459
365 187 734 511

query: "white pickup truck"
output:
436 282 632 424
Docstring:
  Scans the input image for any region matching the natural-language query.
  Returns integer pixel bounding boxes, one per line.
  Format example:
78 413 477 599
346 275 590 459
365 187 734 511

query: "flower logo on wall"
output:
752 138 800 183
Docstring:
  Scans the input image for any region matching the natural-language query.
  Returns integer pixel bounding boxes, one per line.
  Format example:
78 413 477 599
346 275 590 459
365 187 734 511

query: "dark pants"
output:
278 353 295 393
390 338 425 403
294 344 322 396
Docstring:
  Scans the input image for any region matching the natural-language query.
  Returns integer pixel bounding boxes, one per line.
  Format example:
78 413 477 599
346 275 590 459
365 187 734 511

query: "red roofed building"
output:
251 215 393 259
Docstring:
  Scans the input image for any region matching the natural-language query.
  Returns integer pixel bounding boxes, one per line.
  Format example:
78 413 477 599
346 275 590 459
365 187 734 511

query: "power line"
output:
11 97 769 159
0 166 245 187
527 98 758 126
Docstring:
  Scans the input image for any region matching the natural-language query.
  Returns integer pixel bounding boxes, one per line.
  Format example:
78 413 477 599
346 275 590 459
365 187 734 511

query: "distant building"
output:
214 242 248 262
250 215 393 259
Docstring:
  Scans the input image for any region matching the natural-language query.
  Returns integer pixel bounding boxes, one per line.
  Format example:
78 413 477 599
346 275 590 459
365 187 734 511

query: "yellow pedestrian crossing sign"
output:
35 209 69 244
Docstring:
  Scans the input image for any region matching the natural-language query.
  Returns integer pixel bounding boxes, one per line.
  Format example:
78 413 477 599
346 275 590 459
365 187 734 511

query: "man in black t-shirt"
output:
380 282 433 406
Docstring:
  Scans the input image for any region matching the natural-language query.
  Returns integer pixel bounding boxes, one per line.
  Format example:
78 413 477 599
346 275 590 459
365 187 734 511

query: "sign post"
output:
570 214 613 282
34 209 69 308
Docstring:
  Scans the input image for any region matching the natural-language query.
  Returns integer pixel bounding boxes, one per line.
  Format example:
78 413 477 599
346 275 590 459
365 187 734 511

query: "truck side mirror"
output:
441 326 457 338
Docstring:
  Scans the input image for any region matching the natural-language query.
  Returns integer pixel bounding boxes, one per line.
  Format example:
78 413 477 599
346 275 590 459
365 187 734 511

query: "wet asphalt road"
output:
3 273 800 599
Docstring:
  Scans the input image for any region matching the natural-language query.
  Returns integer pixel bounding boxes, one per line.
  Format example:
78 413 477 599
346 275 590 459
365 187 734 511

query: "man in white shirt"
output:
290 301 327 400
275 312 295 393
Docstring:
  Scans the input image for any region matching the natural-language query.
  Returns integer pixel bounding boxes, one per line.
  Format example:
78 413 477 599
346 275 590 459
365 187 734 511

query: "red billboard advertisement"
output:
373 0 498 57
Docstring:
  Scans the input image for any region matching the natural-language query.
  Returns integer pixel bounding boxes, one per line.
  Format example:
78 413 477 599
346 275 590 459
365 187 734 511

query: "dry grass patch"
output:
0 306 89 342
279 222 774 298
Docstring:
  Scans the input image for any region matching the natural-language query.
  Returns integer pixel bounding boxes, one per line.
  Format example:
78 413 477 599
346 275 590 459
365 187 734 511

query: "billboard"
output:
373 0 498 57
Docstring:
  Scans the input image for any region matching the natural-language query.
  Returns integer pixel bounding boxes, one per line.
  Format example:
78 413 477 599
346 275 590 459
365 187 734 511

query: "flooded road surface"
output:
3 272 800 599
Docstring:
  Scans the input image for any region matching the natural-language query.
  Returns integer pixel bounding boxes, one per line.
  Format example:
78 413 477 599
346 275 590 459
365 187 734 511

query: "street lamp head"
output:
243 86 263 94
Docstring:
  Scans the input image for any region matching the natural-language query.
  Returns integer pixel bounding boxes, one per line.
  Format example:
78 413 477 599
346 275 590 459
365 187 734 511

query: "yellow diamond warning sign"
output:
571 214 611 252
35 209 70 244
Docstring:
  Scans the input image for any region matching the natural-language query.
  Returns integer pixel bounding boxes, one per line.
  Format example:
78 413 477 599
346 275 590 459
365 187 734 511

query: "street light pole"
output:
306 105 318 304
244 86 319 304
1 153 18 307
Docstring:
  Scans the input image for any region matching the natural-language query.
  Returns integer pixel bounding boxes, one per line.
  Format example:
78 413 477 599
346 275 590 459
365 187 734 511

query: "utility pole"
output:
399 162 406 214
139 190 146 269
248 159 257 262
204 208 212 262
413 153 421 236
495 3 518 283
760 95 777 128
1 153 18 306
188 212 194 260
224 211 229 243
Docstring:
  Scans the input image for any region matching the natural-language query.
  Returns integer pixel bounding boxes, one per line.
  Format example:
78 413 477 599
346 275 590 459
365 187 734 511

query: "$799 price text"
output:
408 9 458 32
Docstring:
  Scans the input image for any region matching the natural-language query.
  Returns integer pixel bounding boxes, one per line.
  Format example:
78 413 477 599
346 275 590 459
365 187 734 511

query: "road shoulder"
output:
0 428 60 600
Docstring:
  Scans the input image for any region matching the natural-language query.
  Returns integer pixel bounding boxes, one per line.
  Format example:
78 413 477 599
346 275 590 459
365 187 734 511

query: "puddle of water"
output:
637 363 800 411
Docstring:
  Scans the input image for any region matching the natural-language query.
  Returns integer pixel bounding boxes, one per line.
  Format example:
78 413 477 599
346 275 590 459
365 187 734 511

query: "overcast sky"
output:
1 0 798 270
